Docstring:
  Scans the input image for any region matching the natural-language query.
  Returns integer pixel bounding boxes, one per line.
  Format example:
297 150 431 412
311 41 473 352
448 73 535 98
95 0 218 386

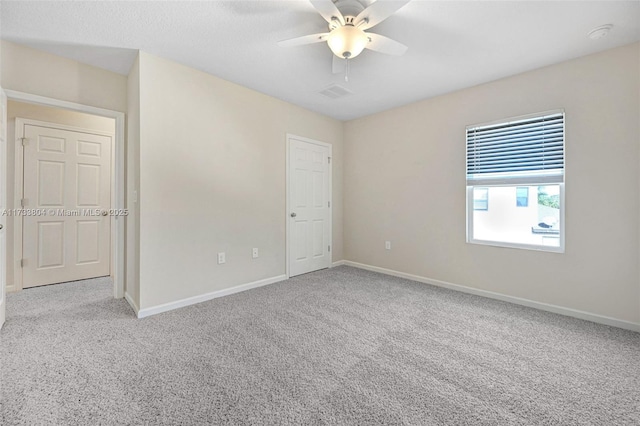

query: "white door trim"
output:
5 90 125 299
1 88 7 329
285 133 332 279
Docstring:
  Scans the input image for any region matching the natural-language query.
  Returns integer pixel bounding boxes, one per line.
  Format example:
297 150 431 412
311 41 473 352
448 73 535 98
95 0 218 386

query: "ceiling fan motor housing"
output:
329 0 366 29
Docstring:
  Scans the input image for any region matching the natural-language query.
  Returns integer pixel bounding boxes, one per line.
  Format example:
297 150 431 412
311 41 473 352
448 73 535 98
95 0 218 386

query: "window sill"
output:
467 238 564 253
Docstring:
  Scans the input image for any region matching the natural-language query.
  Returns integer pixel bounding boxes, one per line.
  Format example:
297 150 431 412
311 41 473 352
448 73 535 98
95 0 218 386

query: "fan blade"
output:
365 33 408 56
355 0 411 30
310 0 345 26
332 55 346 74
278 33 330 48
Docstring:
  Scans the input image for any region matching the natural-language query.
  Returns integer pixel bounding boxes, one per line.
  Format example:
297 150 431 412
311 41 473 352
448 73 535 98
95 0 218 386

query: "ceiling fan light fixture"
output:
327 25 368 59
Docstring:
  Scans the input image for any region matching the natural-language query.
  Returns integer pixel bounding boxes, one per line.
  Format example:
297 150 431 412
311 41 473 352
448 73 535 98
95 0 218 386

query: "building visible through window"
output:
473 188 488 211
516 187 529 207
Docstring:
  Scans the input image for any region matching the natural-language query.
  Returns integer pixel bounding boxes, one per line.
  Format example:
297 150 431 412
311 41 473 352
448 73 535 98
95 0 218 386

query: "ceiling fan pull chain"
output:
345 58 350 82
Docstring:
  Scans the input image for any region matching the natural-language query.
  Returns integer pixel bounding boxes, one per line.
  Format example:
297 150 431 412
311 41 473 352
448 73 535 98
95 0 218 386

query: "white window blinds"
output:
466 111 564 185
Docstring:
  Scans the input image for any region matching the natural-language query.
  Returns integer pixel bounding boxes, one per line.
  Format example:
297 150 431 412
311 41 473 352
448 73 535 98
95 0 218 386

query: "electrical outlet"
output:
252 248 259 258
217 252 226 264
385 241 391 250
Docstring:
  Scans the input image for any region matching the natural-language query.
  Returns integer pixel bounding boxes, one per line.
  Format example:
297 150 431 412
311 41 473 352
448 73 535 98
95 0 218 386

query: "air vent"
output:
318 84 353 99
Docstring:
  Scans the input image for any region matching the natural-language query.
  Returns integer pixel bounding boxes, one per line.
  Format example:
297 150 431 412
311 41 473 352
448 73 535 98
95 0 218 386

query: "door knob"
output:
290 212 297 217
0 224 3 230
101 210 108 216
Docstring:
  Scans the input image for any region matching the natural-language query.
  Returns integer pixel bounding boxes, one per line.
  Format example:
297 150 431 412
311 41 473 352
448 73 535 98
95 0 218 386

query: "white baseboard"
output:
343 261 640 333
332 260 346 267
124 291 139 316
137 274 288 319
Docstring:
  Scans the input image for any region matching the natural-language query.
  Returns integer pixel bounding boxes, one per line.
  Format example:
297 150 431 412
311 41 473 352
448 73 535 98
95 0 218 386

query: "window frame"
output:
465 110 565 253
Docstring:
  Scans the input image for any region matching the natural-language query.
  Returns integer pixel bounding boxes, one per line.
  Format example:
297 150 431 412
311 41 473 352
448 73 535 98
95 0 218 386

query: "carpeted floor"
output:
1 266 639 425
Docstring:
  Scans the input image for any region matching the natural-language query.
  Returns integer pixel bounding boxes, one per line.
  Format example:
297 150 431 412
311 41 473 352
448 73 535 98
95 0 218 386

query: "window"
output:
516 187 529 207
466 111 564 252
473 188 488 210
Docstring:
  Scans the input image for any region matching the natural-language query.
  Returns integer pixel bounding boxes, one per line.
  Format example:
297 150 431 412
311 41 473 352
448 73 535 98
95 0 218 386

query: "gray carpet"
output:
1 266 639 425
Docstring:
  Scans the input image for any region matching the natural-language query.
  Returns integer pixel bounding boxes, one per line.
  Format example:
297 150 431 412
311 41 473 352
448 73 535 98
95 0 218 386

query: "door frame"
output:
5 90 125 299
1 89 7 329
285 133 332 279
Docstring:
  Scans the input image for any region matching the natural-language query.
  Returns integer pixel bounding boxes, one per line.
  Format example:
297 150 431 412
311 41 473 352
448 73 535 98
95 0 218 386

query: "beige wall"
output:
136 52 343 309
5 101 115 291
344 43 640 324
126 55 140 309
1 40 127 113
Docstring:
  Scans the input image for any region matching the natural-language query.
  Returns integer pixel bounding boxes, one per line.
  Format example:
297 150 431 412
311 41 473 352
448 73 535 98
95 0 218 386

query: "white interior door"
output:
0 89 7 328
288 137 331 277
21 124 111 288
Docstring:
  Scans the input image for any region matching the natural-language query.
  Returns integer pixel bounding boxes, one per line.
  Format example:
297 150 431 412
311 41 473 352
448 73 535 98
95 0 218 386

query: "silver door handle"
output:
290 212 297 217
102 210 109 216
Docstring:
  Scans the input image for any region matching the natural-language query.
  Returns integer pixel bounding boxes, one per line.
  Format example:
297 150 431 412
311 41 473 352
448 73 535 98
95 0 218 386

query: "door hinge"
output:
328 157 331 164
20 137 27 146
20 259 26 268
328 201 330 208
21 198 28 207
328 245 331 252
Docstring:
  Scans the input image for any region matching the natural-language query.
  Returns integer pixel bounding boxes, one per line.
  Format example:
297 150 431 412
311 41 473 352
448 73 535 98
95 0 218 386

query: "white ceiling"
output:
1 1 639 121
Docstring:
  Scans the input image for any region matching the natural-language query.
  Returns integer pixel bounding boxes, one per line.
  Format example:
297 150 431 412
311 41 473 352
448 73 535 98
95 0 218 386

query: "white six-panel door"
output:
22 124 111 288
288 137 331 277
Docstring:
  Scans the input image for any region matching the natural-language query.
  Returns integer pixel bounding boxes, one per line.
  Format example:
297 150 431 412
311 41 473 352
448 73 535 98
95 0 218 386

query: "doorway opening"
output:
4 91 125 301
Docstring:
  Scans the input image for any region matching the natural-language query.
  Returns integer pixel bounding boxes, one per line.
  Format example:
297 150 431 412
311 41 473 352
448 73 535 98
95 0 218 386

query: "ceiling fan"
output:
278 0 410 76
